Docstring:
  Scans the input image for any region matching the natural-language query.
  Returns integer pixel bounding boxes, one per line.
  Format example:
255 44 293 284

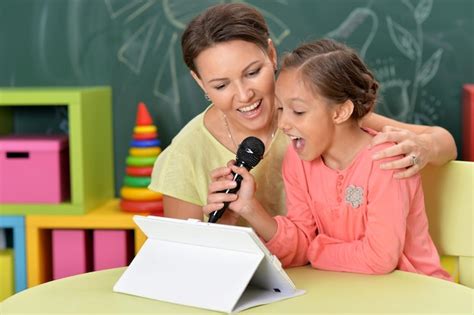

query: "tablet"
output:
113 215 304 313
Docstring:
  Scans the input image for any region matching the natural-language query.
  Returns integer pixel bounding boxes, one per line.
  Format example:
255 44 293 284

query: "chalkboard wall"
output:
1 0 473 195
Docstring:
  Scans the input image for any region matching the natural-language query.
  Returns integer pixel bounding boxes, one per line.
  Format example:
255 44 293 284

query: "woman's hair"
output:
181 3 270 76
281 39 379 120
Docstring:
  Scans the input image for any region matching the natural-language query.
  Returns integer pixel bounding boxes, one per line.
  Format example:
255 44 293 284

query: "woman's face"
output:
276 69 336 161
192 40 277 132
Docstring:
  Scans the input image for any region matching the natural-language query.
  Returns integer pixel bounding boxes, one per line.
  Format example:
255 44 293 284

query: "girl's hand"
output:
371 126 432 179
203 161 239 224
226 163 258 214
203 160 258 223
203 161 277 239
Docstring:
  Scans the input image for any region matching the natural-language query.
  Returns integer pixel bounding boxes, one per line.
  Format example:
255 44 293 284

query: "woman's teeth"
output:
238 100 261 113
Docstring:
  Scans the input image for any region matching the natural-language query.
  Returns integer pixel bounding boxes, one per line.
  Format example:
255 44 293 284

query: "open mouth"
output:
289 135 305 152
237 100 262 117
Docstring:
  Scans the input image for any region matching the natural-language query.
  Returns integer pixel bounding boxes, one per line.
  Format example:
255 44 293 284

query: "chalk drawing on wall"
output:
326 0 443 124
163 0 224 29
117 16 157 75
247 3 291 45
104 0 223 121
105 0 291 122
384 0 443 123
325 8 378 59
153 32 180 119
105 0 146 20
373 58 412 119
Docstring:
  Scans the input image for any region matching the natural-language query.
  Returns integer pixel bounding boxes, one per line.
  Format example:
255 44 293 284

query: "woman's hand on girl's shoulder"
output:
370 126 431 179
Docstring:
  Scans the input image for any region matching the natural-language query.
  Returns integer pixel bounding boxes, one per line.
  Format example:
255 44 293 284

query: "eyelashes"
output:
276 106 305 116
211 67 263 91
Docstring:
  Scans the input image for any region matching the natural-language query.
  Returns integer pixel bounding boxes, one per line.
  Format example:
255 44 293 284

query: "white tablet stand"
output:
113 216 305 313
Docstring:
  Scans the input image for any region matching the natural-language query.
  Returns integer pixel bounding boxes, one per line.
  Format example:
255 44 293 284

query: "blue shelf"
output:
0 216 26 292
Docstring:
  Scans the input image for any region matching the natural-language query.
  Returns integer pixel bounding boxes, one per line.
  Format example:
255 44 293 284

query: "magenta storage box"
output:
52 230 91 280
0 135 69 203
93 230 133 271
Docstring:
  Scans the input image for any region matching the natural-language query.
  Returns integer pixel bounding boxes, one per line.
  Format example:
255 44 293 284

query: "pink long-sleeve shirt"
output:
266 136 451 281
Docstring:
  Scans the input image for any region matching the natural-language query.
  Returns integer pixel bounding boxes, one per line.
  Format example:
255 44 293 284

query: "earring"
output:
204 93 211 102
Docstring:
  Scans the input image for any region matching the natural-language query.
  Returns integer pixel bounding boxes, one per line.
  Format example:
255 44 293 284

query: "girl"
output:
150 3 457 225
204 38 451 280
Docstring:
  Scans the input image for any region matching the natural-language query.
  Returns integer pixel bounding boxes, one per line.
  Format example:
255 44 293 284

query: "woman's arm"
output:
163 194 239 225
362 113 457 178
163 195 203 220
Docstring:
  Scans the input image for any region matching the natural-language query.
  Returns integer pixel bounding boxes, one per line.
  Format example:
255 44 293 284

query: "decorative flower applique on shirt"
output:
345 185 364 208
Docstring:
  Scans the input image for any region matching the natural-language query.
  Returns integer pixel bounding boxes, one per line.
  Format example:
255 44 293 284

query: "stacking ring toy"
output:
120 199 164 213
130 139 161 147
129 147 162 157
120 187 162 201
133 132 158 140
126 166 154 176
134 125 157 134
126 156 156 166
123 175 151 187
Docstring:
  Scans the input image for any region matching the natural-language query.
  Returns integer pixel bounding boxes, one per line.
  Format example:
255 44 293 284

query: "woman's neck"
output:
226 112 277 152
204 105 277 153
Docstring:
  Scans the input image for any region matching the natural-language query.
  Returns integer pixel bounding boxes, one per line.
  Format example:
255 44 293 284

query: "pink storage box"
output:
52 229 92 280
93 230 134 271
0 135 70 203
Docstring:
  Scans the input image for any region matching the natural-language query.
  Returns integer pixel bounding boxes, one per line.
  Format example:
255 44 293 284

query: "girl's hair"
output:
181 3 270 76
281 39 379 120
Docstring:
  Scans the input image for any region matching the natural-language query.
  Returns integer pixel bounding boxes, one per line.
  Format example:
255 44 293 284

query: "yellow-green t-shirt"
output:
149 107 289 219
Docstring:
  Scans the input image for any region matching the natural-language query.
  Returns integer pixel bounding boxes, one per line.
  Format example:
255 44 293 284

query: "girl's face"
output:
276 69 336 161
192 40 277 132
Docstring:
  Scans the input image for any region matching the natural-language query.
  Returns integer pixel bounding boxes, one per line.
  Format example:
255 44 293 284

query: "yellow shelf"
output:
0 249 14 301
26 199 147 287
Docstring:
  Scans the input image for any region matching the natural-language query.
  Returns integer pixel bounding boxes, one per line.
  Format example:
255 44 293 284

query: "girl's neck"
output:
322 122 372 171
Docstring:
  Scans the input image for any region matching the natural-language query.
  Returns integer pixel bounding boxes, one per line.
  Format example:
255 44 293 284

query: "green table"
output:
1 266 472 314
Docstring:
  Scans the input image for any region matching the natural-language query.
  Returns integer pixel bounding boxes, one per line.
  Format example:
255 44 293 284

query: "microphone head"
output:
236 136 265 169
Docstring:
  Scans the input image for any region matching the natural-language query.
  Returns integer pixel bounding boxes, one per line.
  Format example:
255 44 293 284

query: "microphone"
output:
208 136 265 223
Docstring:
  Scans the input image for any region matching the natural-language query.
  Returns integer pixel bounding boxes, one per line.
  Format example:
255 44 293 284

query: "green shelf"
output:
0 87 114 215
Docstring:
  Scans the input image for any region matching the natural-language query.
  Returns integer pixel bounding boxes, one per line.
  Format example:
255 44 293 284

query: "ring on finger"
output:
410 155 418 166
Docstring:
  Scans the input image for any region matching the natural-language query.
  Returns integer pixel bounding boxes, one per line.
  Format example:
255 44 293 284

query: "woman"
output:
149 3 457 224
